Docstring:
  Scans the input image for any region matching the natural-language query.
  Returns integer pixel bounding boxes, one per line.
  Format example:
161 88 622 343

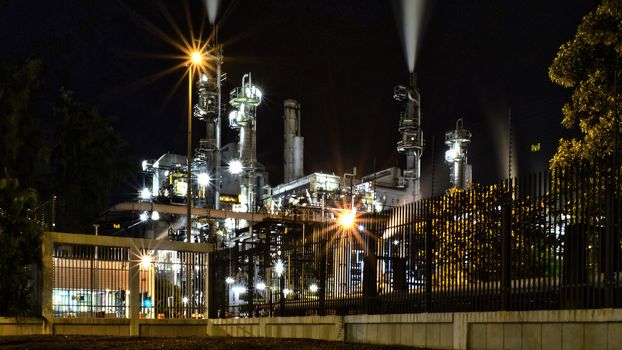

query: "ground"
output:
0 336 428 349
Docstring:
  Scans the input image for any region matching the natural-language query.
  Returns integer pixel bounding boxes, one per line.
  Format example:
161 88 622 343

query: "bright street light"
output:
228 159 243 175
198 172 210 186
191 51 203 64
139 187 151 200
338 208 356 229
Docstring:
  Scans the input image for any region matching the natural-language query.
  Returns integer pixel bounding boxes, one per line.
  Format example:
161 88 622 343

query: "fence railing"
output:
211 157 621 317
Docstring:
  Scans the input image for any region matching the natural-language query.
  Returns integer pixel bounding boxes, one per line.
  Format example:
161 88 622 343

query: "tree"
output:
549 0 622 169
0 59 49 187
50 88 130 233
0 175 43 316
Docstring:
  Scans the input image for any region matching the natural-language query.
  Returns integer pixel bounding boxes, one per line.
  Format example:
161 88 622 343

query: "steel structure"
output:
283 99 304 183
394 73 423 203
444 118 472 190
228 73 262 213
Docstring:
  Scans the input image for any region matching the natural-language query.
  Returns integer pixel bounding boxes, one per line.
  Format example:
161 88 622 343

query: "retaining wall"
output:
3 309 622 349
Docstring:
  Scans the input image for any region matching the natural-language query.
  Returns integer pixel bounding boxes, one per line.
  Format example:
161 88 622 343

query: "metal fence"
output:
211 156 621 317
50 236 210 319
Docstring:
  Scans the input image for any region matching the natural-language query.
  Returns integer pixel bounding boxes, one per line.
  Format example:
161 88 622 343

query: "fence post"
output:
363 224 377 314
41 232 54 334
129 246 140 336
279 274 285 316
319 233 327 316
425 213 433 312
247 251 255 317
501 179 512 310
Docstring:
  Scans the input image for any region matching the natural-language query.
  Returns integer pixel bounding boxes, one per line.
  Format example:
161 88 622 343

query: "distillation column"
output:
193 42 223 209
283 99 304 183
394 73 424 203
229 73 262 212
444 118 472 190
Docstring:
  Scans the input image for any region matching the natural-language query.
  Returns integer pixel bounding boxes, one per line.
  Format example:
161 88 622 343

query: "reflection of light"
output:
393 239 400 246
274 259 285 276
201 74 208 82
256 282 266 290
225 276 235 284
139 211 149 222
140 188 151 200
140 255 152 269
283 288 291 296
445 148 459 162
182 296 189 304
228 160 243 175
198 173 210 186
232 286 246 295
151 211 160 221
141 160 149 171
309 284 319 293
338 208 356 229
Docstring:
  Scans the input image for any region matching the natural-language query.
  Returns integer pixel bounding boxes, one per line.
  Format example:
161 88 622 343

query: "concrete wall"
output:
0 317 42 336
4 310 622 350
208 316 344 341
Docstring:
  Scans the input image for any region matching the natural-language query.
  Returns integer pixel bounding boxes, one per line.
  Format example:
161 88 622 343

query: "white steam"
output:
204 0 221 24
399 0 425 72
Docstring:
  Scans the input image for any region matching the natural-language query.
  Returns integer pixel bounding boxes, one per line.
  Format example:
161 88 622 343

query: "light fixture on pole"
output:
187 49 204 241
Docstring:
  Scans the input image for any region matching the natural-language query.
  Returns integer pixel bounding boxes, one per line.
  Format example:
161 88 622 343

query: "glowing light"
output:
274 259 285 276
141 160 149 171
140 255 152 269
225 276 235 284
182 296 189 304
309 283 319 293
139 211 149 222
283 288 291 296
358 224 365 232
338 208 356 229
228 160 243 175
198 173 210 186
256 282 266 291
151 211 160 221
191 51 203 65
232 286 246 295
140 188 152 200
201 74 208 82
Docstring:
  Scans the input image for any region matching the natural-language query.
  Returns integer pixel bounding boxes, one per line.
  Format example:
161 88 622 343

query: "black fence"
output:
209 157 621 317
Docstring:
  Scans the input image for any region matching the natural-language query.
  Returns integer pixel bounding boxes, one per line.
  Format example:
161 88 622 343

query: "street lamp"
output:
186 49 203 241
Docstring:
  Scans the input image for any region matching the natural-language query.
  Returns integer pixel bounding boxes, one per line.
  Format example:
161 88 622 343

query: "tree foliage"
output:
0 59 49 187
0 175 43 316
50 88 129 233
549 0 622 169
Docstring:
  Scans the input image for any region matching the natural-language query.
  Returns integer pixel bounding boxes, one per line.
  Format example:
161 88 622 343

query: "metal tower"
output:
283 99 304 183
228 73 262 212
444 118 472 190
394 73 424 203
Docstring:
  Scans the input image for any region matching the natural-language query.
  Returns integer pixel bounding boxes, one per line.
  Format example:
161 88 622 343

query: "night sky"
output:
0 0 597 200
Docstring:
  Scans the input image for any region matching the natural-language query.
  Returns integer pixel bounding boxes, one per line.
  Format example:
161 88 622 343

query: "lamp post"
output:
187 50 203 242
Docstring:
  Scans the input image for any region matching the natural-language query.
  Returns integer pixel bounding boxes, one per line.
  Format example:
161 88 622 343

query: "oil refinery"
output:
99 27 474 244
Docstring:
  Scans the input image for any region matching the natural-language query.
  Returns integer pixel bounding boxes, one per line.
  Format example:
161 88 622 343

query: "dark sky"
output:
0 0 597 199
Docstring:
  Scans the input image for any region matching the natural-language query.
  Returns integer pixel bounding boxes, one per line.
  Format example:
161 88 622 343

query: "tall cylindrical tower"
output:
444 118 472 190
229 73 262 212
283 99 304 183
394 73 424 203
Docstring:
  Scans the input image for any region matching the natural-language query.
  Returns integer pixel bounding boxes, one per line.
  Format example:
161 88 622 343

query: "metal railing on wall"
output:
211 155 621 317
